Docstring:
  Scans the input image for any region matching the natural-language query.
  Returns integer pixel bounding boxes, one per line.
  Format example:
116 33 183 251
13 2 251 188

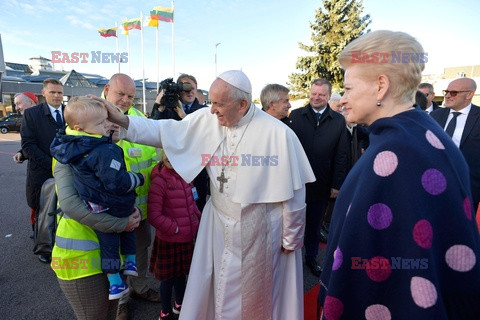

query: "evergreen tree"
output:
289 0 371 96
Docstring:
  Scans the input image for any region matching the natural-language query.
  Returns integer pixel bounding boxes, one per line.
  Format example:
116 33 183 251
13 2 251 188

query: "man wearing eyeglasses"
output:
418 82 441 113
430 77 480 213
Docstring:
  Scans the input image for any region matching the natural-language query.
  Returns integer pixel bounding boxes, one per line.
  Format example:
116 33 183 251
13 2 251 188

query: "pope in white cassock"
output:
102 70 315 320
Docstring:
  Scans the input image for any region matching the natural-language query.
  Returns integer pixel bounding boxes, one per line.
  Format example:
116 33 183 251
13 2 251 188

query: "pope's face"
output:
210 79 248 127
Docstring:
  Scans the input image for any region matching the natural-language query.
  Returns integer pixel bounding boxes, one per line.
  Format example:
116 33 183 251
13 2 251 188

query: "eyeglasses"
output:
443 90 471 97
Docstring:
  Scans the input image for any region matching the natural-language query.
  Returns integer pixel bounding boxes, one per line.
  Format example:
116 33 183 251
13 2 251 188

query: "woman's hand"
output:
124 207 141 232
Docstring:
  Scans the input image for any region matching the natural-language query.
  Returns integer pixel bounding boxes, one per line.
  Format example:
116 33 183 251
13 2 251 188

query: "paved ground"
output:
0 132 325 319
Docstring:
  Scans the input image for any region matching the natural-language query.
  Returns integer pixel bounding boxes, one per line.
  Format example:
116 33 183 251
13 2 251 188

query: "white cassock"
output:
123 105 315 320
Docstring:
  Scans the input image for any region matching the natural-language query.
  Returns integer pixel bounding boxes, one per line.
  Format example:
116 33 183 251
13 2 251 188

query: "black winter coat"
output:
289 104 349 202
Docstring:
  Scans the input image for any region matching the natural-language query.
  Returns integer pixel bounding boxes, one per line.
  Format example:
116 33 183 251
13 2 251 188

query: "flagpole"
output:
140 11 146 114
171 0 175 78
156 22 159 92
115 22 120 73
125 17 131 75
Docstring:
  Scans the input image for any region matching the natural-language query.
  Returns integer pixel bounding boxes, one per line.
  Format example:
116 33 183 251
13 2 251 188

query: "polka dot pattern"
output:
323 296 344 320
367 203 393 230
332 247 343 271
365 304 392 320
421 169 446 195
425 130 445 149
463 197 472 220
366 256 392 282
413 219 433 249
445 245 477 272
410 276 438 308
373 151 398 177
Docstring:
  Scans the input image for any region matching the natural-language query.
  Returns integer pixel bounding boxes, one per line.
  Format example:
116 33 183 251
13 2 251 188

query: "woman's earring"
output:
376 101 382 107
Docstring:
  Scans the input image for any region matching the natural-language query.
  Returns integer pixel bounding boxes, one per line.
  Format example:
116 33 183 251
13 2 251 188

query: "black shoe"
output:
38 255 51 264
306 259 322 277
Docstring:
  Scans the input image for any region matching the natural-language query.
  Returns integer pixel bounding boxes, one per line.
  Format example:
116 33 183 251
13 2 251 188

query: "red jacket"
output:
148 163 201 243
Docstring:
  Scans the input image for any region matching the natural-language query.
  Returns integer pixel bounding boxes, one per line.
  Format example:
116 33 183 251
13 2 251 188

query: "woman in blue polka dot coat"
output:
318 30 480 320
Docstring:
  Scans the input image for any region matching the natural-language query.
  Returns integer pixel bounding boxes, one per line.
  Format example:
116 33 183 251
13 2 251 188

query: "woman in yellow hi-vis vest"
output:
52 160 141 320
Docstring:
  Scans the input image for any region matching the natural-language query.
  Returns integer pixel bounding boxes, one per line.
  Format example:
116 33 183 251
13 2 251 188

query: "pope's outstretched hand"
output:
86 94 130 129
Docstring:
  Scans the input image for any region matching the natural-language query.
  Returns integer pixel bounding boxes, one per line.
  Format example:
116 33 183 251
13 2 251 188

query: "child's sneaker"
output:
172 301 182 314
122 261 138 276
109 281 130 300
159 310 175 320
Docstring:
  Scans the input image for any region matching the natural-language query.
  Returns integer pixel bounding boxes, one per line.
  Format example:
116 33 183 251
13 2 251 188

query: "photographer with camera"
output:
151 74 206 120
150 74 209 212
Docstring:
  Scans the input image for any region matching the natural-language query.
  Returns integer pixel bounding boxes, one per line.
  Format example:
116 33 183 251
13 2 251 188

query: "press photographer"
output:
150 73 209 212
151 74 205 120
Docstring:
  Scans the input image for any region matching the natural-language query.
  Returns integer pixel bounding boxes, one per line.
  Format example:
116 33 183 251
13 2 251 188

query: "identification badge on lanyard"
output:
128 148 142 157
192 187 199 201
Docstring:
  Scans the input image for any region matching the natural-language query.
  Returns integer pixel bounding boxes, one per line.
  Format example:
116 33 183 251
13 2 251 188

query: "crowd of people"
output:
12 29 480 320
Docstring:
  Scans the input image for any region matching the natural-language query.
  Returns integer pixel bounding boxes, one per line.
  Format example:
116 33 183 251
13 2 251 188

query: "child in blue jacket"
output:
51 96 144 300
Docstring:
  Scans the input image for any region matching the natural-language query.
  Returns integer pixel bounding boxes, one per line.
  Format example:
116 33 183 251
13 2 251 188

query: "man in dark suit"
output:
419 82 441 114
260 83 292 125
20 78 64 263
289 79 349 276
430 78 479 212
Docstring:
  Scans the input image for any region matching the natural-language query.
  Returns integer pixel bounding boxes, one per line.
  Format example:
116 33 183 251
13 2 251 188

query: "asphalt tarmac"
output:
0 132 323 319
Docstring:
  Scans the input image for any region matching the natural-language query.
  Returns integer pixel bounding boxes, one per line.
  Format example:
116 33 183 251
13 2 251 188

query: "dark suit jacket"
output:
21 102 65 209
430 104 480 209
289 104 349 202
431 101 441 112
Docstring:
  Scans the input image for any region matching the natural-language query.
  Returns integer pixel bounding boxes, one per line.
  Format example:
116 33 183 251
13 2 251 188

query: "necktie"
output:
445 112 461 137
55 110 63 127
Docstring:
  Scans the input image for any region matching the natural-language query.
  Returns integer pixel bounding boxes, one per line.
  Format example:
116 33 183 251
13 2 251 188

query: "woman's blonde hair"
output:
338 30 425 104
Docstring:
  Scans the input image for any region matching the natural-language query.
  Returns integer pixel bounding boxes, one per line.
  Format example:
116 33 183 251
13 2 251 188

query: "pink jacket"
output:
148 163 201 243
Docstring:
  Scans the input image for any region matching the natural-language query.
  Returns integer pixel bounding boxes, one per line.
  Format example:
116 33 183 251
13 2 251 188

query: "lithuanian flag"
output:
123 18 142 35
151 6 174 23
98 27 117 38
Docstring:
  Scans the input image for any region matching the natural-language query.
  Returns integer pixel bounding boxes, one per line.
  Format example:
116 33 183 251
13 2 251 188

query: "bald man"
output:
104 74 160 319
430 78 480 212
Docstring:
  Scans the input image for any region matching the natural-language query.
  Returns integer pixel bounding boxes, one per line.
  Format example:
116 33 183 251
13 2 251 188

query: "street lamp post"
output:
215 42 221 77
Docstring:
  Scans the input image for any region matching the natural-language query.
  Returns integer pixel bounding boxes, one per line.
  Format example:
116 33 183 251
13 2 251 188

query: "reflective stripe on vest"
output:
135 195 148 207
55 235 100 251
129 158 154 172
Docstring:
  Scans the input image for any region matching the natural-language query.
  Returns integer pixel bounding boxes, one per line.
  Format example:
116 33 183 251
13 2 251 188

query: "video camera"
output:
159 78 193 109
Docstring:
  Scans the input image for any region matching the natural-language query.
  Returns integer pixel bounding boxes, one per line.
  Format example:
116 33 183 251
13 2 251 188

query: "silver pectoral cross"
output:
217 169 229 193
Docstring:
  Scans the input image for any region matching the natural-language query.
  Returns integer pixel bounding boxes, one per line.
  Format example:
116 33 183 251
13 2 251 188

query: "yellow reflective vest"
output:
51 158 103 280
50 107 157 280
116 107 158 220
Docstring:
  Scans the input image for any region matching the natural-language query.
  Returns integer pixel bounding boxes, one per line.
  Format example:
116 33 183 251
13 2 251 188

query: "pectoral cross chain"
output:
217 169 229 193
